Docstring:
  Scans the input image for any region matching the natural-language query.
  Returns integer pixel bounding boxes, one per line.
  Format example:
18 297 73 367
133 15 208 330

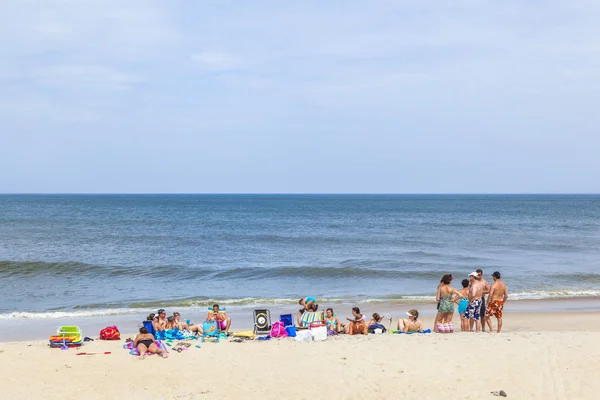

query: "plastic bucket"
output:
285 326 297 337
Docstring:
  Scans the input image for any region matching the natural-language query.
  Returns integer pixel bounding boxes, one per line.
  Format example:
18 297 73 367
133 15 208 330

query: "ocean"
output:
1 194 599 336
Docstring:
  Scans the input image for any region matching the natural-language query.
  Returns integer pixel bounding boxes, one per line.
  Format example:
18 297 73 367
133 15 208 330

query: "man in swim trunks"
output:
464 272 484 332
153 309 167 333
476 268 491 332
207 304 231 335
486 271 509 333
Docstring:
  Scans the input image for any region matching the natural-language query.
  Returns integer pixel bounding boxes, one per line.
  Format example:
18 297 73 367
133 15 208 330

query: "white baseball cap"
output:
469 272 479 277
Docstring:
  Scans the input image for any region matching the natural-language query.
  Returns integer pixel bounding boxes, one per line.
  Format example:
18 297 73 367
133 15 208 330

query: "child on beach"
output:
346 307 368 335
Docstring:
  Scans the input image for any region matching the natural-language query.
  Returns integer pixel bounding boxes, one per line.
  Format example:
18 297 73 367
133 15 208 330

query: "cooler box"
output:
309 323 327 341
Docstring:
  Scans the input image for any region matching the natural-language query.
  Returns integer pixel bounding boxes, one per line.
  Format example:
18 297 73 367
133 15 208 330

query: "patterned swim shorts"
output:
486 300 504 318
463 299 482 320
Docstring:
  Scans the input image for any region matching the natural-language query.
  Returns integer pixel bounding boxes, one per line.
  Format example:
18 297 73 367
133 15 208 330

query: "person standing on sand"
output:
455 279 470 332
476 268 491 332
464 272 484 332
486 271 509 333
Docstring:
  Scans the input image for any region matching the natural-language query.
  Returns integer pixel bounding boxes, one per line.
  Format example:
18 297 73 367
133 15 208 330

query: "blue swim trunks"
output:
463 299 482 320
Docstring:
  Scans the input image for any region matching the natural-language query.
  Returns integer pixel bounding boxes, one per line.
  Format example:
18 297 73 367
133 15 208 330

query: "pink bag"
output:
270 321 288 338
436 321 454 333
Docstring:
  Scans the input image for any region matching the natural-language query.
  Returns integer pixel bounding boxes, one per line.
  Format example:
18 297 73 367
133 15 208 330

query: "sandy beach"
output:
2 310 599 400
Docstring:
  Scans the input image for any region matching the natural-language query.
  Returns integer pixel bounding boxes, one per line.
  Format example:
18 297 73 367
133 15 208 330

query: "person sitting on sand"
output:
153 309 167 333
325 308 342 333
346 307 368 335
366 312 384 327
456 279 470 332
206 304 231 335
434 274 461 332
398 309 423 333
173 312 203 334
134 327 168 360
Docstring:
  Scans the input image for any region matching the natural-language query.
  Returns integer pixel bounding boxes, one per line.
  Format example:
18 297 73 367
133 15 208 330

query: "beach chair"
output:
57 326 82 338
299 311 325 327
50 325 83 348
253 309 272 335
201 320 220 343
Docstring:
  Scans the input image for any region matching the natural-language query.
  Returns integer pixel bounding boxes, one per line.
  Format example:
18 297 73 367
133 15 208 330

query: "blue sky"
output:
1 0 599 193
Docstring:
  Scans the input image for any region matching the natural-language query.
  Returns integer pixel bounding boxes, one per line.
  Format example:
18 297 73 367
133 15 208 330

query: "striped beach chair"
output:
299 311 325 327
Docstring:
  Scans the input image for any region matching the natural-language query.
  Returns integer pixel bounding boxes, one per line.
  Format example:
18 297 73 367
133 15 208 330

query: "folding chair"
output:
201 320 220 343
253 309 272 335
299 311 325 327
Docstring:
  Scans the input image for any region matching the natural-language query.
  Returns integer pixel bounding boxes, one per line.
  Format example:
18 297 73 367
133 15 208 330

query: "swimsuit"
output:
457 298 469 314
326 318 337 330
463 299 482 320
137 338 153 348
486 300 504 318
438 294 454 313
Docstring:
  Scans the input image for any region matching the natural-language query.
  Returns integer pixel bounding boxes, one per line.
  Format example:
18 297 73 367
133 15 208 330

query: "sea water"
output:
1 194 599 325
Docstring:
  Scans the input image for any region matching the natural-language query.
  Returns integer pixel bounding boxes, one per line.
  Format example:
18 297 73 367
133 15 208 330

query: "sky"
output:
0 0 599 194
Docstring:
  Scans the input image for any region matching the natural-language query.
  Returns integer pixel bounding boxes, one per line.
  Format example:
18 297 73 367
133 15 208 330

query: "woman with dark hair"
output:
133 327 168 360
433 274 461 332
325 308 342 333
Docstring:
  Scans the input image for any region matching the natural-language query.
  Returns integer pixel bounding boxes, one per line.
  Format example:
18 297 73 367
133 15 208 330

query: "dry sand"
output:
1 311 599 400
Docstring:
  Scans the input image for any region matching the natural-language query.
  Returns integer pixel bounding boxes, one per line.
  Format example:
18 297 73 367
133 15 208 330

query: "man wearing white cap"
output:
464 272 484 332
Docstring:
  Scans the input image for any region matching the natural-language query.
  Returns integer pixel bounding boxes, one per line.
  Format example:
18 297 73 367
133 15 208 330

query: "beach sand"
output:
1 311 599 400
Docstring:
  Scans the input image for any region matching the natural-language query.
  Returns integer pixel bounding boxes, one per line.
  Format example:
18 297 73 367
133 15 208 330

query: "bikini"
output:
137 338 154 348
326 318 338 330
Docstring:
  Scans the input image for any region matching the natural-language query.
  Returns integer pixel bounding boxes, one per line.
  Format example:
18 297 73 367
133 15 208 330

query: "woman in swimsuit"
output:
133 327 168 360
325 308 341 333
455 279 470 332
434 274 461 332
398 309 423 333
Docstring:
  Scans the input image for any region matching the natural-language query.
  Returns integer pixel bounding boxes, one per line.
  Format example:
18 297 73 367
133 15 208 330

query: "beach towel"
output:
233 331 255 339
390 329 431 334
123 340 168 356
300 311 324 327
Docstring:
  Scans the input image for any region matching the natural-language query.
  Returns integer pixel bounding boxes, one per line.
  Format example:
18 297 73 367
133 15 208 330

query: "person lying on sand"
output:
206 304 231 335
173 312 203 334
346 307 368 335
398 309 423 333
134 327 168 360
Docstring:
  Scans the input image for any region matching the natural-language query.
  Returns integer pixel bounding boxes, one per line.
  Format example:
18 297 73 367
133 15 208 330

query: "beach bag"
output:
270 321 288 338
436 321 454 333
368 323 387 334
100 325 120 340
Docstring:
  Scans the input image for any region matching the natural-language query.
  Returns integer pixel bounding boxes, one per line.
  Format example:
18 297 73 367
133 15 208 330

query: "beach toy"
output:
195 345 201 348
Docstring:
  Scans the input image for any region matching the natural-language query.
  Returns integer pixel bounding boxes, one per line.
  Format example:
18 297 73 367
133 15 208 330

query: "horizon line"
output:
1 192 599 196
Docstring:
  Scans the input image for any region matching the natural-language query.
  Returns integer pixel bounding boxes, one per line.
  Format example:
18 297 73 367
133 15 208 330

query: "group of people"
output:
132 271 508 358
435 269 509 333
299 297 420 335
132 304 232 359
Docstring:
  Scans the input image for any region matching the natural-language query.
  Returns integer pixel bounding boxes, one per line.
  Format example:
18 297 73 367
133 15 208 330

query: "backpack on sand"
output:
100 325 121 340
